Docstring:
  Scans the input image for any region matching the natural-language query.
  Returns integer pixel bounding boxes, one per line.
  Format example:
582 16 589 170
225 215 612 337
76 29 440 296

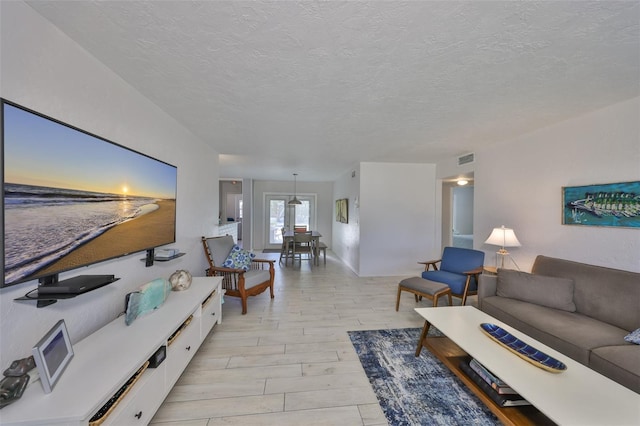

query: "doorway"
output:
441 175 474 249
264 194 316 250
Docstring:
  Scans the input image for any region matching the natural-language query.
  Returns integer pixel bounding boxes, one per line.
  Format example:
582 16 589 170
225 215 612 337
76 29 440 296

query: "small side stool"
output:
395 277 452 311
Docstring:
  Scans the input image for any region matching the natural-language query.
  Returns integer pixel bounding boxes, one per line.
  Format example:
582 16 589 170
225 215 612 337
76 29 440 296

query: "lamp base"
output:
495 251 520 270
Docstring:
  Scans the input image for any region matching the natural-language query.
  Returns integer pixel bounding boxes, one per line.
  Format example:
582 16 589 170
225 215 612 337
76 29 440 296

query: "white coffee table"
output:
415 306 640 426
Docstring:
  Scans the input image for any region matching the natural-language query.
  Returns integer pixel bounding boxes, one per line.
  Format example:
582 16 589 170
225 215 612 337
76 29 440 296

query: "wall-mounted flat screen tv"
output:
1 99 178 288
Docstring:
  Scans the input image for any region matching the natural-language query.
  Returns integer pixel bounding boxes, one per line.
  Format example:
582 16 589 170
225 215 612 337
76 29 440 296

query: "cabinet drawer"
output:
166 315 200 387
101 363 165 426
201 289 221 337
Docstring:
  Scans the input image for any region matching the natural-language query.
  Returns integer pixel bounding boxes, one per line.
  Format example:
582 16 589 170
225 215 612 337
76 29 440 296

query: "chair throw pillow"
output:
222 245 255 271
624 328 640 345
497 269 576 312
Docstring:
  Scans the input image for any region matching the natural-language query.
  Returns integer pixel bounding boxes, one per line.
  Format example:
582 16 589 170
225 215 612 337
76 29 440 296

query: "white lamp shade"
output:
484 226 521 248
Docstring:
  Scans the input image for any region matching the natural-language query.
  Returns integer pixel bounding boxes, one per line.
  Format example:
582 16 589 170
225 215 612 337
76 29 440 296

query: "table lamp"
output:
484 225 521 269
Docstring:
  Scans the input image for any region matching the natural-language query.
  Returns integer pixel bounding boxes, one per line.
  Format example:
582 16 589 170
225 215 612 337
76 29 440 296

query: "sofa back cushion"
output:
497 269 576 312
532 255 640 331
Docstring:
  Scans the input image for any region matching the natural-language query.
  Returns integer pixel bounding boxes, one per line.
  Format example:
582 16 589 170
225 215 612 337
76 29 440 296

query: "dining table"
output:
282 230 323 266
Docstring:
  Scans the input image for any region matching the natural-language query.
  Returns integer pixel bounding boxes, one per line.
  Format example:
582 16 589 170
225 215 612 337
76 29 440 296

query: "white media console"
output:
0 277 223 425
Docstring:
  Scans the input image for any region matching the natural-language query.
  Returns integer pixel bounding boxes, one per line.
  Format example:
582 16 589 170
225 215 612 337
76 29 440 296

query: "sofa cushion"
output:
497 269 576 312
590 345 640 394
531 255 640 331
482 296 629 366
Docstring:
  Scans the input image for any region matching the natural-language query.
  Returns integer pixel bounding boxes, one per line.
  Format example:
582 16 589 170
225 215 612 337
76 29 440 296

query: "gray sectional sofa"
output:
478 255 640 394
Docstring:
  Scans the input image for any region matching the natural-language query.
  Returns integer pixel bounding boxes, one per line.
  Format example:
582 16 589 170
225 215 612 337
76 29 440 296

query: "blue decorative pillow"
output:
624 328 640 345
222 245 255 271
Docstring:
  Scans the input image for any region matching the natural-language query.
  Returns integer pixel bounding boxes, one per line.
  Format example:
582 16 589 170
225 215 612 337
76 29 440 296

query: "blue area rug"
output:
348 327 499 426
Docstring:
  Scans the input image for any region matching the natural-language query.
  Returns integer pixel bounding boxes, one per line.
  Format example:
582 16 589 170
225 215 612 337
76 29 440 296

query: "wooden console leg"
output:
415 320 431 357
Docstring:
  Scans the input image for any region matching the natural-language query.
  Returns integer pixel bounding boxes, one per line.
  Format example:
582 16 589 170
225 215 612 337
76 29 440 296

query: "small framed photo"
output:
32 319 74 394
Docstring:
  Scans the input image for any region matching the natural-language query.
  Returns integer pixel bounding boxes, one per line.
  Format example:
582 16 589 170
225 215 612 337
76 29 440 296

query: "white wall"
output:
0 2 220 368
357 163 438 276
332 166 361 273
251 179 334 251
439 97 640 272
242 178 254 249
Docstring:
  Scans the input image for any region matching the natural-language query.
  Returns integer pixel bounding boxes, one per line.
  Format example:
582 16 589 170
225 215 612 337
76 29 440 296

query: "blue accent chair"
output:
420 247 485 305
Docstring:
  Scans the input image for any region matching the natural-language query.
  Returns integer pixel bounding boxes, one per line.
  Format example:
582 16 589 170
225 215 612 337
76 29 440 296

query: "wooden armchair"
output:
201 236 274 314
419 246 485 305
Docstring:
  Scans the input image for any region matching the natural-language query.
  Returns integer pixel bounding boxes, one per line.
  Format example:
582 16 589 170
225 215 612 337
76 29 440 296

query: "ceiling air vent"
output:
457 152 475 166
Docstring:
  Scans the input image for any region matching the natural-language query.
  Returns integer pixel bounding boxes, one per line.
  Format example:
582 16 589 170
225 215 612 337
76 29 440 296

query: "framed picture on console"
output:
562 180 640 228
32 319 74 393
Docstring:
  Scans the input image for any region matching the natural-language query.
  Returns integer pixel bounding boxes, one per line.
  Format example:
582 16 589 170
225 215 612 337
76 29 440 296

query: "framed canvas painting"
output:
562 181 640 228
336 198 348 223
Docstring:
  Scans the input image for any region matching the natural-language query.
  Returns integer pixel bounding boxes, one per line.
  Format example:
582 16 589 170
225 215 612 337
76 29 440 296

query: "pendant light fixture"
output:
288 173 302 205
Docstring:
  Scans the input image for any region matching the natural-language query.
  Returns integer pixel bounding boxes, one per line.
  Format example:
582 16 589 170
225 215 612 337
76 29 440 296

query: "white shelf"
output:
0 277 223 426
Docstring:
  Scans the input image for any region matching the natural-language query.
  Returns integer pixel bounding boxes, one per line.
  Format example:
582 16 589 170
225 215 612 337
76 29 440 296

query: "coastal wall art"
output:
562 181 640 228
336 198 348 223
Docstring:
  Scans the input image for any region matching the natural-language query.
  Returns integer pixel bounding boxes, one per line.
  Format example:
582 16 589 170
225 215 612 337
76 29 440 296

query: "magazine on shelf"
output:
460 360 531 407
469 358 518 395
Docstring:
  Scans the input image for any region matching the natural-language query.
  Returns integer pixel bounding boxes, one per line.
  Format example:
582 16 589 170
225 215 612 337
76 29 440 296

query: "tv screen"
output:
2 99 177 288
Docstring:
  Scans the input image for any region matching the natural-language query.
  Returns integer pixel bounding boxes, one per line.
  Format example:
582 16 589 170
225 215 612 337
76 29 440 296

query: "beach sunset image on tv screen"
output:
2 101 177 287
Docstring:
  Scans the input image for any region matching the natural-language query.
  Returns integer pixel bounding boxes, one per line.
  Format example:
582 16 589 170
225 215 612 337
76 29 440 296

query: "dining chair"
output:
279 227 294 265
292 232 314 265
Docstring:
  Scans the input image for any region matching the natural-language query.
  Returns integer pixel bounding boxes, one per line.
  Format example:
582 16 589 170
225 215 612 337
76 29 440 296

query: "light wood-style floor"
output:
150 250 470 425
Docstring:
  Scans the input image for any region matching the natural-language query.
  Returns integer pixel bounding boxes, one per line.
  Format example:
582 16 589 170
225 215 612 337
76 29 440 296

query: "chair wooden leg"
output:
395 286 403 311
415 320 431 357
241 297 248 315
461 276 472 306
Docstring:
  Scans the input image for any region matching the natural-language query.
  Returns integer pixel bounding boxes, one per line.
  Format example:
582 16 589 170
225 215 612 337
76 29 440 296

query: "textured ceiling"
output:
26 1 640 182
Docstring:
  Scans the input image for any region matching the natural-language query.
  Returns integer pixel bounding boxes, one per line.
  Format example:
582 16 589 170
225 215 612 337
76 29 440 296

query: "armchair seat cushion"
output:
244 269 271 287
421 270 474 295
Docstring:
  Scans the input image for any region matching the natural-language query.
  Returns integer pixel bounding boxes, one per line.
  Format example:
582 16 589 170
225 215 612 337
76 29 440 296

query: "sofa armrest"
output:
477 274 498 310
